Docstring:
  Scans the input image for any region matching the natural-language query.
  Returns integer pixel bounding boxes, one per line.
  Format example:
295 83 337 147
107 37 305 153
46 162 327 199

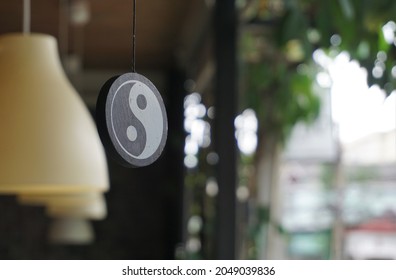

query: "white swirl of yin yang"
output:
110 80 164 160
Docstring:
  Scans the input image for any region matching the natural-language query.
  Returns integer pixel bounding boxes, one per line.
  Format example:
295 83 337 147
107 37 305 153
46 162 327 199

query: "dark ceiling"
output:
0 0 209 70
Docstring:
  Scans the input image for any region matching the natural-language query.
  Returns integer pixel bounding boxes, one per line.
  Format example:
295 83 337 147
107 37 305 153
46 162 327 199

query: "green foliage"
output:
283 0 396 94
240 0 396 143
241 30 320 142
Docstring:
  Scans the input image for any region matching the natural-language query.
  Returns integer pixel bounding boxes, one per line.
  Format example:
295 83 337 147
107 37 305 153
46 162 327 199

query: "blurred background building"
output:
0 0 395 260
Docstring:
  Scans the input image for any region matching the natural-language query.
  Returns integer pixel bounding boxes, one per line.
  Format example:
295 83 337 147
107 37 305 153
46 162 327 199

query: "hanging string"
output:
132 0 137 72
23 0 31 34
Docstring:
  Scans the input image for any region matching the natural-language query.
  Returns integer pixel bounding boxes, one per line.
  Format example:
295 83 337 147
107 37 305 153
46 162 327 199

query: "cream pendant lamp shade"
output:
49 218 94 244
46 194 107 220
0 33 108 195
18 193 103 208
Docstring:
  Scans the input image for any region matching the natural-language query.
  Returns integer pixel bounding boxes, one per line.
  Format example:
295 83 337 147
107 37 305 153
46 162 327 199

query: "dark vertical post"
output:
166 68 186 258
214 0 238 259
166 68 187 259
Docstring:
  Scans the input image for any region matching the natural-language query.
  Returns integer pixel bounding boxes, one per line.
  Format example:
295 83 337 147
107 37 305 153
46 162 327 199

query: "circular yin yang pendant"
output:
96 73 168 167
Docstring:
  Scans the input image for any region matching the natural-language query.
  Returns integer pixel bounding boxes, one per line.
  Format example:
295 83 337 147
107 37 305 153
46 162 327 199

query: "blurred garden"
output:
181 0 396 259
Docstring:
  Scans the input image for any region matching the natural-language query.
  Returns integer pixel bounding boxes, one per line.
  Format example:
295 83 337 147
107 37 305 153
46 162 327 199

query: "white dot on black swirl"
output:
126 125 138 142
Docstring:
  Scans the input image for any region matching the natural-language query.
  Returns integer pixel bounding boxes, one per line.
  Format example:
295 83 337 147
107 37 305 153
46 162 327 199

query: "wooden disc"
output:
96 73 168 167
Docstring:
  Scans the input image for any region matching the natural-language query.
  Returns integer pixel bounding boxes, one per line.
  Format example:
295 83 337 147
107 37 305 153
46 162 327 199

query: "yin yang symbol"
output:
96 73 168 167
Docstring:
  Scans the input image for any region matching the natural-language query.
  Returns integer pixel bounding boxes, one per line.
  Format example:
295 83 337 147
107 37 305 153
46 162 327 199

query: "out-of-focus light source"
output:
330 34 342 47
237 185 250 202
316 72 332 88
186 237 201 253
307 29 321 44
184 92 201 109
184 135 199 155
205 177 218 197
207 106 215 119
70 0 91 26
372 66 384 79
48 218 94 245
206 152 219 165
187 216 203 235
391 66 396 78
382 21 396 44
183 92 211 160
235 109 258 155
184 155 198 169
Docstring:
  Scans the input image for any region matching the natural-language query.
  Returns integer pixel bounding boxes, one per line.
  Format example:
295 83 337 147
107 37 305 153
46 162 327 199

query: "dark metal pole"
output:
167 68 187 259
214 0 238 259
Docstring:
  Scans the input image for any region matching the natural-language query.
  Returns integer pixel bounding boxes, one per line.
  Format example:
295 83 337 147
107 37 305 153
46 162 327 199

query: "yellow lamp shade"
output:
46 194 107 220
0 33 108 195
48 218 94 244
18 193 104 208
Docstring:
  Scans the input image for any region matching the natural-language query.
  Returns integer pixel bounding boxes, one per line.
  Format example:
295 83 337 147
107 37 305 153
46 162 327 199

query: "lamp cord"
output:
132 0 137 72
23 0 31 34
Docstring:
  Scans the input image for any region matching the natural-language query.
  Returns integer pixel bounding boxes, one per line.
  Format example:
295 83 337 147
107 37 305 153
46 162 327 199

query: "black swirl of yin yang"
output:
97 73 168 168
111 81 147 158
